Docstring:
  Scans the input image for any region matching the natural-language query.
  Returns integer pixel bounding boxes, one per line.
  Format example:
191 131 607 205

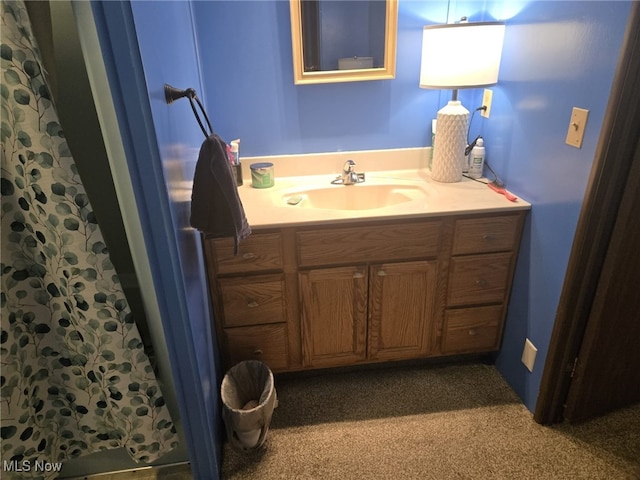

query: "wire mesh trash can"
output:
221 360 277 450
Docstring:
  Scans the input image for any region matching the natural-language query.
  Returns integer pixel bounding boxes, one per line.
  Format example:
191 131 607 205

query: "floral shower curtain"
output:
1 1 178 477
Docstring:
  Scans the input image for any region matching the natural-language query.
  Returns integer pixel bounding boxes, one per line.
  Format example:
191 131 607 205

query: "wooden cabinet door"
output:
368 261 438 361
299 266 368 368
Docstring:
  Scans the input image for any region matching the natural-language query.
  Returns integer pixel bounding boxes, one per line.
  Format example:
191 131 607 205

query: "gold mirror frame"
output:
290 0 398 85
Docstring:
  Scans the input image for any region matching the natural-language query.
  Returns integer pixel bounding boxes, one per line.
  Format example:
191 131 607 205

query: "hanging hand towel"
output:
190 134 251 252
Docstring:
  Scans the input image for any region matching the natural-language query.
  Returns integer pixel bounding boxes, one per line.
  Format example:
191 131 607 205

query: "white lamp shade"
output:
420 22 505 89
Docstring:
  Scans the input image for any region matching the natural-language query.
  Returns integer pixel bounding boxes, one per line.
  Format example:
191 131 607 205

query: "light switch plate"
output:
521 338 538 372
565 107 589 148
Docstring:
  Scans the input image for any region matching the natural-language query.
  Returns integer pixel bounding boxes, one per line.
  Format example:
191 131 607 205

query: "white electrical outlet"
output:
481 88 493 118
521 338 537 372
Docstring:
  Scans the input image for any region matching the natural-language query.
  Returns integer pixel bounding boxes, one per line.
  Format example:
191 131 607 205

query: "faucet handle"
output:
343 159 356 172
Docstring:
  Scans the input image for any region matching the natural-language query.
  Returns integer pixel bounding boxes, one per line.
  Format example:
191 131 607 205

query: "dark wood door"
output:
563 139 640 421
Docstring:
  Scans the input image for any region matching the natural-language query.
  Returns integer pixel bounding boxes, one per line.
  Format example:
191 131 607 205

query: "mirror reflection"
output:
301 0 386 72
290 0 398 84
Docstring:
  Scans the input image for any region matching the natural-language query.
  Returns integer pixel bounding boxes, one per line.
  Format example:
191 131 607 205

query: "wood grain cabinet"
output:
203 212 526 373
204 232 291 371
296 221 441 368
441 215 524 354
298 260 438 369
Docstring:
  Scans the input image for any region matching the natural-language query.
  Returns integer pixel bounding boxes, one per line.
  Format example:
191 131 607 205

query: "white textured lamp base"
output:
431 100 469 183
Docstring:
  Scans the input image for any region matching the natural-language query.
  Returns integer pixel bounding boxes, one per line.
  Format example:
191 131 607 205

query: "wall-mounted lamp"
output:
420 20 505 182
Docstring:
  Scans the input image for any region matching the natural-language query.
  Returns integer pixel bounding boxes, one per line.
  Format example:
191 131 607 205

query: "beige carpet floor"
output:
221 362 640 480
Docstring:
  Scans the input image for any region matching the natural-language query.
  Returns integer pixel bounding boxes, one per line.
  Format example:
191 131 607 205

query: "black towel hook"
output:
164 84 213 139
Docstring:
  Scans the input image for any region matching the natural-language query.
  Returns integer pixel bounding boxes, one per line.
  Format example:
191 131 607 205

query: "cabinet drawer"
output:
442 305 503 353
219 275 285 328
452 215 521 255
297 221 442 267
224 324 288 371
210 232 282 274
447 252 512 306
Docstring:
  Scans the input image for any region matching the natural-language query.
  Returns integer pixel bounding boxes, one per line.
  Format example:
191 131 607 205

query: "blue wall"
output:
93 1 223 478
190 0 631 412
127 1 224 476
485 1 632 410
127 0 225 472
193 0 455 156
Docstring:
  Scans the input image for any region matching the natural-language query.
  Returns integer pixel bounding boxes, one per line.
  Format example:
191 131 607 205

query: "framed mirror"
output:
290 0 398 85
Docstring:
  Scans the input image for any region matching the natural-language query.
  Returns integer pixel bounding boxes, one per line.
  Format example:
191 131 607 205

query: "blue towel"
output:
190 134 251 252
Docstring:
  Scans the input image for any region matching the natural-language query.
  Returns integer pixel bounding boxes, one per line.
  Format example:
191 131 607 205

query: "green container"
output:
250 162 274 188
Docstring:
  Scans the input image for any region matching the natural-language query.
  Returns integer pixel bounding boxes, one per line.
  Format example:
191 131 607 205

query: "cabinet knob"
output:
377 270 387 277
247 300 259 308
353 272 364 279
252 349 263 356
475 278 487 287
242 252 257 260
482 234 495 241
468 328 478 336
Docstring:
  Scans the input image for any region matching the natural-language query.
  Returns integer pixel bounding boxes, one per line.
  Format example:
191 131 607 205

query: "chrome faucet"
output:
331 160 365 185
342 160 358 185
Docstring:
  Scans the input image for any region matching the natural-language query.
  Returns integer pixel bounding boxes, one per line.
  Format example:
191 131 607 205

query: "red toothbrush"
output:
488 180 518 202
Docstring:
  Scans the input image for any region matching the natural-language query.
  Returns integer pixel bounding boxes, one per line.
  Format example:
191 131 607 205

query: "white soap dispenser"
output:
468 137 485 179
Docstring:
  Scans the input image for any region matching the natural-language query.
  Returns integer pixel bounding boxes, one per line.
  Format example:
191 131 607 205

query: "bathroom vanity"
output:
200 159 530 373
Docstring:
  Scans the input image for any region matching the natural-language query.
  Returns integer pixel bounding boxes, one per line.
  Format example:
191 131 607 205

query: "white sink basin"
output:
283 183 428 210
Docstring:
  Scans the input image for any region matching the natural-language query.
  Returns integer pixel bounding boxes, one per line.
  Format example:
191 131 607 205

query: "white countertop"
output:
171 148 531 230
235 168 530 229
